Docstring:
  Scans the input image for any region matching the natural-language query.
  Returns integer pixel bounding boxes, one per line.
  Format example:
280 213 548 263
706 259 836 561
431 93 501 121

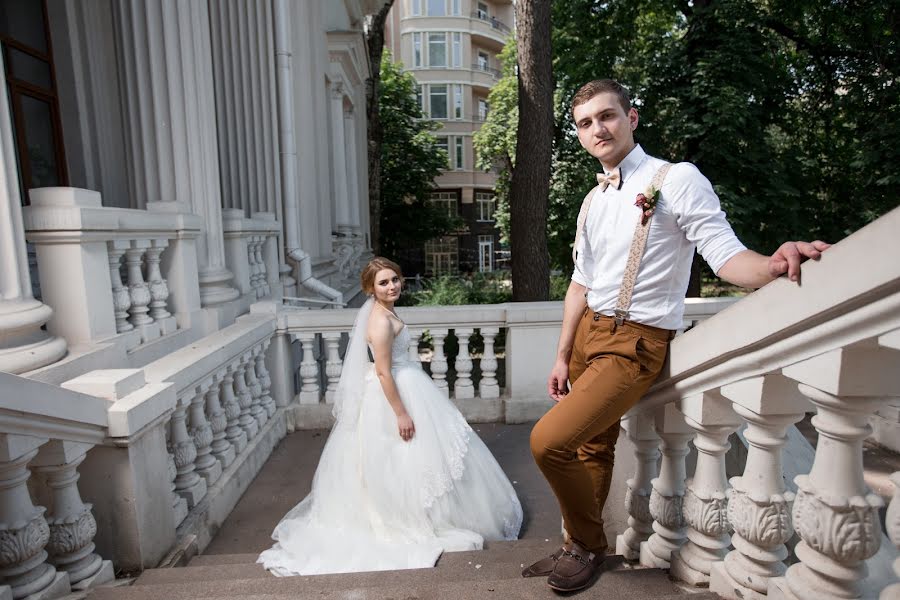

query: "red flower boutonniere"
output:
634 186 660 225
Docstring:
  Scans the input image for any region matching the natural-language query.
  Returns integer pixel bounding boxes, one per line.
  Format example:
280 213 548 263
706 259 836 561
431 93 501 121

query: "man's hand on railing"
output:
768 240 831 283
548 360 570 402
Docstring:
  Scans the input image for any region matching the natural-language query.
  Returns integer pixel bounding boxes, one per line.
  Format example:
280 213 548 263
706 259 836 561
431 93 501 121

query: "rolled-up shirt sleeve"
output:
666 163 747 275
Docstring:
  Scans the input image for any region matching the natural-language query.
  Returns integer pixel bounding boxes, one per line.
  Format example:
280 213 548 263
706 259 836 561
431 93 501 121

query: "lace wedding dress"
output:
258 300 523 576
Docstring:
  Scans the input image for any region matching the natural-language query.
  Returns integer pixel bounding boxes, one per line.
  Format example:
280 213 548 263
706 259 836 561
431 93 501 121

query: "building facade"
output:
384 0 512 276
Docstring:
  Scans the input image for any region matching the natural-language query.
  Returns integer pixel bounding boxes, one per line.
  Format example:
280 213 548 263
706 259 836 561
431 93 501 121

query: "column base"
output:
227 430 248 455
21 570 69 600
70 560 113 591
195 457 223 486
669 550 710 586
198 268 240 307
239 416 259 440
176 475 207 508
212 442 236 469
173 495 189 527
710 560 769 600
640 539 672 568
0 299 67 373
297 391 321 405
615 534 641 561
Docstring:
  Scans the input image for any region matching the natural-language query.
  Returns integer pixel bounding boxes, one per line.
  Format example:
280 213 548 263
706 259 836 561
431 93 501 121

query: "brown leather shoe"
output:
546 542 605 592
521 546 564 578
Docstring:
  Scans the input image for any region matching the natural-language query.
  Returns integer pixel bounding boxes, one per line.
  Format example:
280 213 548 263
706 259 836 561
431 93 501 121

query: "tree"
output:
509 0 554 301
377 55 461 261
364 0 395 255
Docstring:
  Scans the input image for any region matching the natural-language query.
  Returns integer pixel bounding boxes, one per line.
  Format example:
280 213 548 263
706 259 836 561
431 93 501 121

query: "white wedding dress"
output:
258 301 523 576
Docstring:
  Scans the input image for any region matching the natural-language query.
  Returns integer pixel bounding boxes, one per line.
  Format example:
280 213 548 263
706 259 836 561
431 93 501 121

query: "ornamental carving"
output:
209 410 227 434
112 286 131 314
0 510 50 568
223 399 241 421
625 484 652 523
792 479 883 563
190 424 213 449
649 488 686 529
149 279 169 305
173 439 197 468
727 488 794 546
128 282 151 307
47 509 96 557
238 388 253 409
683 488 730 536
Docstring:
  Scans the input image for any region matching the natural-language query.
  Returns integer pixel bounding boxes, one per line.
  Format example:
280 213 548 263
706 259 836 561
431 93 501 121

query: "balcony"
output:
471 61 501 79
470 11 512 34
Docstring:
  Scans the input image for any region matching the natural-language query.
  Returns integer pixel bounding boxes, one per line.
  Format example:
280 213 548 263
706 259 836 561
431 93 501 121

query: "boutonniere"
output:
634 186 660 225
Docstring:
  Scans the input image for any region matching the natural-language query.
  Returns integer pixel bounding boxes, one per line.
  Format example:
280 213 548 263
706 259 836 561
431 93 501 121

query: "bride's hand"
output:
397 413 415 442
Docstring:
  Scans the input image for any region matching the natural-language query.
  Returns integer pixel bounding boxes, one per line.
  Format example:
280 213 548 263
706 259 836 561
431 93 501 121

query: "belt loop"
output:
609 318 617 334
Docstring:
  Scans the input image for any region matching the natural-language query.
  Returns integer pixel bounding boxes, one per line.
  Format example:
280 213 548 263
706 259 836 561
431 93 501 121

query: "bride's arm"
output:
369 313 415 441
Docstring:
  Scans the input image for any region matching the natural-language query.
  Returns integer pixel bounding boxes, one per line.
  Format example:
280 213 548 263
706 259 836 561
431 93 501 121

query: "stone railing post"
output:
616 411 660 560
641 403 693 568
169 394 207 508
189 381 221 486
256 341 276 418
478 327 500 398
671 391 743 585
407 328 422 364
166 452 188 527
246 347 267 429
881 471 899 600
295 333 321 404
220 364 248 454
206 371 235 470
322 332 343 404
107 240 133 334
125 240 153 331
430 329 450 397
711 374 810 600
235 355 259 440
145 239 172 322
31 442 113 591
453 328 475 399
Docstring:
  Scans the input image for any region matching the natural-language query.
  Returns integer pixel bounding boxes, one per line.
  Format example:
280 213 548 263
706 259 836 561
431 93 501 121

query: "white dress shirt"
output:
572 144 746 330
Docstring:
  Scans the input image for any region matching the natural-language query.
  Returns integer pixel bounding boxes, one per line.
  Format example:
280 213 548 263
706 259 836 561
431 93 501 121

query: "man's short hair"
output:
571 79 631 116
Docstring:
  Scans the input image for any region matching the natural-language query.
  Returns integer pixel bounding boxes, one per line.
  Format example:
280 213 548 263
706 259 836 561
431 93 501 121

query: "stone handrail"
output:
616 206 900 598
222 209 282 305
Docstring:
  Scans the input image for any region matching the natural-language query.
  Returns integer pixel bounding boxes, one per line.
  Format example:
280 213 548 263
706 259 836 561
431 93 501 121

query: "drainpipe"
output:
273 0 342 305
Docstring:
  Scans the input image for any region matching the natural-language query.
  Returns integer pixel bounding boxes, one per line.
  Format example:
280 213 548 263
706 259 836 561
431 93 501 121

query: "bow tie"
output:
596 168 622 191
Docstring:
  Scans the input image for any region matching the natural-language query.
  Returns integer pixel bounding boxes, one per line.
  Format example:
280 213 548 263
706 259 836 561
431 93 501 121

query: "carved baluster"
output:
671 392 743 586
220 365 248 454
125 241 152 327
235 355 259 439
32 443 113 590
881 471 899 600
430 328 450 396
246 237 259 296
0 436 66 599
478 327 500 398
246 347 267 429
712 375 809 600
641 403 692 568
107 241 132 333
616 412 660 560
166 451 188 527
453 328 475 399
189 382 221 485
296 333 321 404
168 397 207 507
207 371 235 470
406 328 422 364
256 237 270 297
145 239 171 321
256 341 276 418
322 332 342 404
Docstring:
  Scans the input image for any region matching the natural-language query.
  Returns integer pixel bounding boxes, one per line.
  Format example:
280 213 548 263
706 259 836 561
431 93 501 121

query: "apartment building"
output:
384 0 513 275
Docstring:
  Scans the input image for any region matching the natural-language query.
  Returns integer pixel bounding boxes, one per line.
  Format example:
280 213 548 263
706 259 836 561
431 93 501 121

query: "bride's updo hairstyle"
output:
360 257 404 296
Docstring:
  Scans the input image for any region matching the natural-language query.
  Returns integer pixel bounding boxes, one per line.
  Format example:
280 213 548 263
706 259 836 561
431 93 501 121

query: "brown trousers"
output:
530 307 671 553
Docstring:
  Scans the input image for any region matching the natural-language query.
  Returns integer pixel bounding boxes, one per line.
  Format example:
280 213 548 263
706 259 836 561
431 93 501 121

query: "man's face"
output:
573 92 639 170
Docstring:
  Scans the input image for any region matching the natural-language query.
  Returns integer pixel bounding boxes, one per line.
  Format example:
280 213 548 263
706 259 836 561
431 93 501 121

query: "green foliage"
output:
404 273 513 306
378 53 463 260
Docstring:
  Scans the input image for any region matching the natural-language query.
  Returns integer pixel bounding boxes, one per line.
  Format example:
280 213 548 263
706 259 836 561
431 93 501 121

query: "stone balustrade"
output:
222 210 282 307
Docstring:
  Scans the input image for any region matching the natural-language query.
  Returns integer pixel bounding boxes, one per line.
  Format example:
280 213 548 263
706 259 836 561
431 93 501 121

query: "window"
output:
477 98 489 121
435 136 449 166
454 137 464 170
451 32 462 67
414 84 424 113
451 0 461 15
412 32 422 67
476 192 495 221
478 235 494 272
453 84 463 119
409 0 422 15
477 51 489 70
425 236 459 275
477 2 489 19
427 32 446 67
427 0 445 16
429 84 448 119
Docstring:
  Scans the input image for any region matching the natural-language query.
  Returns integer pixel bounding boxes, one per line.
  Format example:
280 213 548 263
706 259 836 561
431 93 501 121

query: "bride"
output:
258 257 523 576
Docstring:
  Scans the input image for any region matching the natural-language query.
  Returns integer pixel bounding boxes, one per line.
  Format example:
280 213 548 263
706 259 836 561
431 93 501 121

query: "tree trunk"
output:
364 0 395 256
509 0 553 301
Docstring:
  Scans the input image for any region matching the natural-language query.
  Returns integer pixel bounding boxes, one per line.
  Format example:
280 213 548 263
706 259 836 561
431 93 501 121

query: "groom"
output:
523 79 829 592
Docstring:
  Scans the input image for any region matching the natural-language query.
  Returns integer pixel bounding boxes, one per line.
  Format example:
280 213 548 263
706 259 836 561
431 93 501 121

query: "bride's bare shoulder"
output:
366 309 394 344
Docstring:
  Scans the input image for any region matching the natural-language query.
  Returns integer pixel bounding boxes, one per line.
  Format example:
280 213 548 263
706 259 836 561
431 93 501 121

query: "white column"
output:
330 80 352 235
295 333 321 404
616 412 660 560
454 328 475 399
478 327 500 398
256 341 276 418
343 107 361 234
206 371 235 470
235 356 259 439
430 329 450 397
0 49 66 373
246 347 267 429
169 396 207 508
220 364 248 455
112 0 238 307
322 332 343 403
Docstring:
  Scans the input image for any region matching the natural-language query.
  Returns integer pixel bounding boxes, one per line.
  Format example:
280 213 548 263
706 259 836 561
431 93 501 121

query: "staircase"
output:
85 538 720 599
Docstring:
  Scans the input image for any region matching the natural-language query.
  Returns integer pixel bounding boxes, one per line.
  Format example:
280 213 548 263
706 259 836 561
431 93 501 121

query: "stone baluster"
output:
125 240 153 328
671 392 743 585
407 328 422 364
166 451 188 527
235 355 259 439
188 382 221 485
429 329 450 396
256 341 276 418
248 237 261 296
478 327 500 398
246 347 267 429
256 237 270 297
453 328 475 399
296 333 321 404
322 332 343 404
168 396 207 507
616 412 660 560
31 442 113 591
881 471 899 600
107 241 132 333
641 403 693 568
220 365 248 454
0 435 68 599
711 374 809 600
145 239 171 321
207 371 235 470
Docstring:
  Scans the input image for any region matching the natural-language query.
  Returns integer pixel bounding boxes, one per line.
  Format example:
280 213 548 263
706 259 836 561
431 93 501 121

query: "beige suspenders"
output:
572 162 672 326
